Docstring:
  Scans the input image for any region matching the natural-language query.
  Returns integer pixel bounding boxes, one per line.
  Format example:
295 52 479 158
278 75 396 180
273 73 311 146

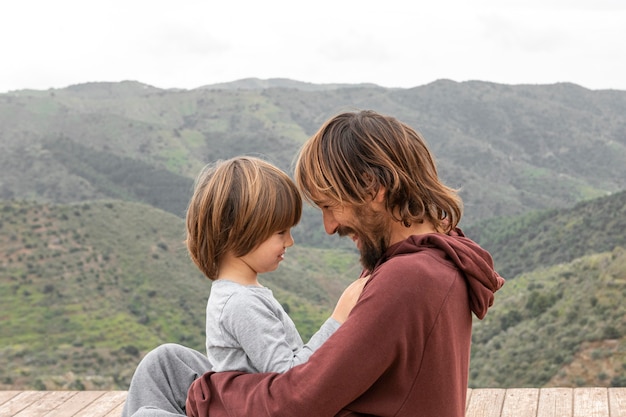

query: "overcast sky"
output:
1 0 625 93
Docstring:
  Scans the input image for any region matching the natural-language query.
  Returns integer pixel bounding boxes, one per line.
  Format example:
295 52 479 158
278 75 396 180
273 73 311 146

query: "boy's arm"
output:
221 292 338 372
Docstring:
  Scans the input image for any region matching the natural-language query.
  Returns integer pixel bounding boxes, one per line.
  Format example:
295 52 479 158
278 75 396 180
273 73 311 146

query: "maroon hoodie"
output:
187 228 504 417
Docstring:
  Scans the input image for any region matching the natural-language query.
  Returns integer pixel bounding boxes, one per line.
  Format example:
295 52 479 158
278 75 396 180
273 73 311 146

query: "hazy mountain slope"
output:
43 137 194 217
198 77 381 91
389 81 626 219
1 80 625 228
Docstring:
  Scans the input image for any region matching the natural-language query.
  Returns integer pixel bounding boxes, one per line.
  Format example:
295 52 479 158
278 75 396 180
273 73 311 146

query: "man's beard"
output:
337 206 391 271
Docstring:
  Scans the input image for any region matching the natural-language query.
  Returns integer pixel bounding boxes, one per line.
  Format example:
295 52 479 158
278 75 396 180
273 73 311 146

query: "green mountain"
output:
465 189 626 279
1 79 626 390
470 246 626 388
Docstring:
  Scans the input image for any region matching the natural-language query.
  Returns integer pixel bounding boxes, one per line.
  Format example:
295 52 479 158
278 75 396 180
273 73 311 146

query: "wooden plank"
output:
42 391 107 417
0 393 20 407
537 387 573 417
0 388 623 417
465 388 506 417
0 392 49 417
501 388 539 417
573 387 609 417
466 388 473 411
72 391 127 417
13 391 79 417
103 399 127 417
609 388 626 417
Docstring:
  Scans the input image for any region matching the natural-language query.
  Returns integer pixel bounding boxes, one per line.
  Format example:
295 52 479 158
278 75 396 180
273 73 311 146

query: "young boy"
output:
186 156 362 373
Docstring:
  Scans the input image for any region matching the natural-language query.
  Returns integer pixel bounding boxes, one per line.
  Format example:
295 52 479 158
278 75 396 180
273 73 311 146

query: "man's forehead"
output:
311 197 330 207
306 188 346 208
311 196 343 208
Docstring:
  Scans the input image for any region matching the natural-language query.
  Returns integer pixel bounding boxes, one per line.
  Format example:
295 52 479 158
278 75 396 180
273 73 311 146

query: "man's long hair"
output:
294 110 462 232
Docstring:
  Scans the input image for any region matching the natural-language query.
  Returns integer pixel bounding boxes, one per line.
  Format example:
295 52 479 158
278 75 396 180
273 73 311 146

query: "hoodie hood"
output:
378 228 505 319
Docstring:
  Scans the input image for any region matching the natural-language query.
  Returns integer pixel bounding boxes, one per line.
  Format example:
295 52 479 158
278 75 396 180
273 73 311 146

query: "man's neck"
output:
389 220 437 245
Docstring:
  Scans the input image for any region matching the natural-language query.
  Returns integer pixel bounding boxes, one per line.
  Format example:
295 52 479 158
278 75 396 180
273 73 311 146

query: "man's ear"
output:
374 186 386 203
363 172 386 203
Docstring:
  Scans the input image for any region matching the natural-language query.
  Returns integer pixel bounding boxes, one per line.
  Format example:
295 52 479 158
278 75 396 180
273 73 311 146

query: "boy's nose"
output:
285 231 294 247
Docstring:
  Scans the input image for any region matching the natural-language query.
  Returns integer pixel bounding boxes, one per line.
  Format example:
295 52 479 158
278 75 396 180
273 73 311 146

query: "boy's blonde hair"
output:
186 156 302 280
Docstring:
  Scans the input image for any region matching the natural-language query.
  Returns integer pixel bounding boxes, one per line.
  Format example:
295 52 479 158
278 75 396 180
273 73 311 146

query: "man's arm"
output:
187 268 428 417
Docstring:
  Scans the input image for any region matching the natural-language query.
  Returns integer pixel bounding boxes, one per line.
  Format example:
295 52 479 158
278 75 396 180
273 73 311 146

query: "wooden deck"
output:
1 388 625 416
0 391 126 417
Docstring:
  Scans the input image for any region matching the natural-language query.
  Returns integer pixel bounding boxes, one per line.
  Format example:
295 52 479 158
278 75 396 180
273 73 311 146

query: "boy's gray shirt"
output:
206 279 340 373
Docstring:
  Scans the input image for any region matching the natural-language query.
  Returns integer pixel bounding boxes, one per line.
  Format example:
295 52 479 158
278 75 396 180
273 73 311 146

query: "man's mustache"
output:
337 226 356 237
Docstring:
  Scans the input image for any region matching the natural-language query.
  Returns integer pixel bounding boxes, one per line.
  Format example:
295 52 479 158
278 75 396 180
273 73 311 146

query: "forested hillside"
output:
466 189 626 279
471 246 626 388
1 79 625 389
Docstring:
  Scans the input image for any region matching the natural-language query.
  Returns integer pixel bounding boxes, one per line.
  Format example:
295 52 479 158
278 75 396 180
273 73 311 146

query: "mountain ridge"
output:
2 79 625 227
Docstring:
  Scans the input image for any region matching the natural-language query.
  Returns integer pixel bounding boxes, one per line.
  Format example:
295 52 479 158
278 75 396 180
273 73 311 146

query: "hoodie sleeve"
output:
187 269 415 416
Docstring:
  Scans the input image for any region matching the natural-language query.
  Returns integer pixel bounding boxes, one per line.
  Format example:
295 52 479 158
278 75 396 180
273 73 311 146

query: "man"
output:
123 110 505 417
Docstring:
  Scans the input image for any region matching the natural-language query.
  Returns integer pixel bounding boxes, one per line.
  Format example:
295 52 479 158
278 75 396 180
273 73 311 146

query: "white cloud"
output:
1 0 625 92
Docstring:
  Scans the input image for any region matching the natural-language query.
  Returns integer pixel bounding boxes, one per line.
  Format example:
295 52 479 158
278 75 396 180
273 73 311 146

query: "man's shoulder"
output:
382 245 455 274
373 247 463 297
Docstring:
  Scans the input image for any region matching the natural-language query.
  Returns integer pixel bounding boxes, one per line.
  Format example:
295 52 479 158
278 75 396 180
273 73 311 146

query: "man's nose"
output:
322 211 339 235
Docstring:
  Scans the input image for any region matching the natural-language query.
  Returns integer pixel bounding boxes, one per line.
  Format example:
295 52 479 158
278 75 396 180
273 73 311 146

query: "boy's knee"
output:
140 343 210 375
150 343 186 360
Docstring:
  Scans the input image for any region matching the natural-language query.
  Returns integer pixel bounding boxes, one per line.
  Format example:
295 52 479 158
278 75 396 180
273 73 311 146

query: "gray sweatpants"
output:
121 343 212 417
